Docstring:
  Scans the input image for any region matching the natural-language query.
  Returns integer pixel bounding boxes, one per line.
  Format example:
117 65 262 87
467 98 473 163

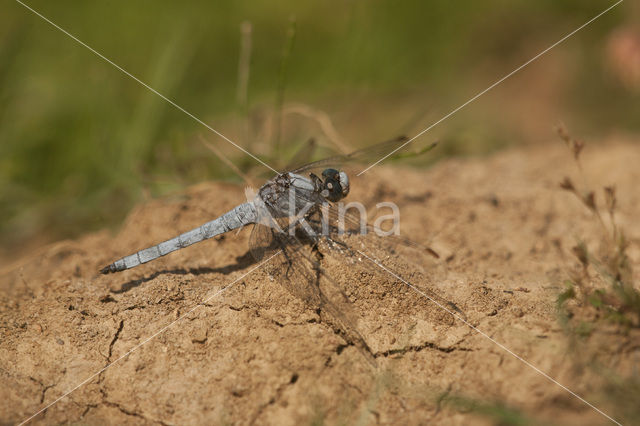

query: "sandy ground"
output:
1 140 639 425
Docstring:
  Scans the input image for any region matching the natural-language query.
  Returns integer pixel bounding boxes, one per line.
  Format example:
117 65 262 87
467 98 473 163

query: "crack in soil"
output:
96 319 125 400
248 372 300 425
29 376 55 404
108 319 124 361
104 400 170 425
84 319 171 425
376 341 472 357
81 403 98 419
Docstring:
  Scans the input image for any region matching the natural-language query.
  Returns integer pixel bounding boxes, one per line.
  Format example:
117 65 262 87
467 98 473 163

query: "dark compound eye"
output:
321 168 347 201
322 168 340 179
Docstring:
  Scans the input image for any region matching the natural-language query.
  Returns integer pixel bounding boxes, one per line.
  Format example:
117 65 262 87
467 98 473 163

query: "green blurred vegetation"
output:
0 0 637 254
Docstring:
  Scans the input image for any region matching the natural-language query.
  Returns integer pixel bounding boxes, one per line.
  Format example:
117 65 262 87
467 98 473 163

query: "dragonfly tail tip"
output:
100 264 114 274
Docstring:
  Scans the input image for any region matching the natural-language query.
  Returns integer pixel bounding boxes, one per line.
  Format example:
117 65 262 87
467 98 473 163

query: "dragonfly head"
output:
320 168 350 202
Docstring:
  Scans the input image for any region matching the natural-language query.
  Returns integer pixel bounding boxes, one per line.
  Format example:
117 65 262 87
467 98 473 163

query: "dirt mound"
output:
2 141 639 425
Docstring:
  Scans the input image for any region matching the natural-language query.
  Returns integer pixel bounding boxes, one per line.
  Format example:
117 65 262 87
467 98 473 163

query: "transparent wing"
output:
249 221 278 262
252 225 323 307
322 204 439 256
308 202 467 320
290 135 409 174
280 237 376 366
289 136 439 175
250 220 376 365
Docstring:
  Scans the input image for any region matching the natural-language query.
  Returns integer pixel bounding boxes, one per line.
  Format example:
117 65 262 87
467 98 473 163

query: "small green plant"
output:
556 123 640 329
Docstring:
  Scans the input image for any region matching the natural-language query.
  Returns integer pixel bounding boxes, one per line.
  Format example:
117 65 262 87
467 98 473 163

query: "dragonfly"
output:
101 136 454 365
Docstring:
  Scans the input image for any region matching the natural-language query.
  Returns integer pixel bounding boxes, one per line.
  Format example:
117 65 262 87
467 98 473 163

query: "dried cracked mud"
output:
2 141 639 425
